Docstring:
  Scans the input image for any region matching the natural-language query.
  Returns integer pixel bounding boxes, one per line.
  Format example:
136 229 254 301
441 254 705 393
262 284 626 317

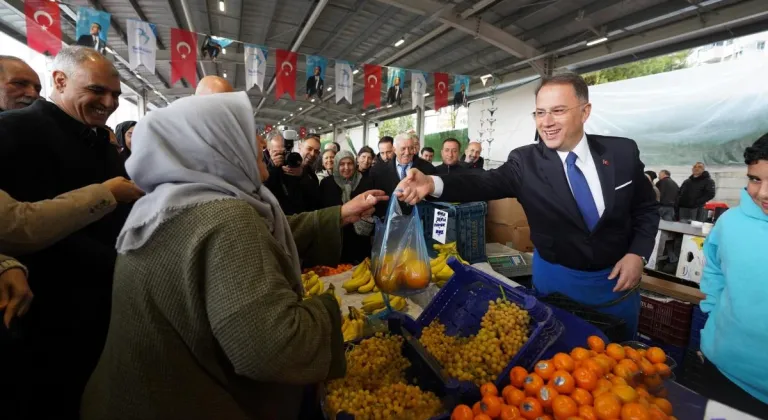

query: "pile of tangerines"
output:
450 335 676 420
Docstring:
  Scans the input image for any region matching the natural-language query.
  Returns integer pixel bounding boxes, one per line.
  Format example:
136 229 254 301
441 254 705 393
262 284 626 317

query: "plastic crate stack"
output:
409 258 563 401
417 201 488 264
636 290 692 371
679 305 710 395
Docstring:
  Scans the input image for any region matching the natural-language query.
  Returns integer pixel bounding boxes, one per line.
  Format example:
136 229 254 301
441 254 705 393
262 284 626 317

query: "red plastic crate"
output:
638 291 693 347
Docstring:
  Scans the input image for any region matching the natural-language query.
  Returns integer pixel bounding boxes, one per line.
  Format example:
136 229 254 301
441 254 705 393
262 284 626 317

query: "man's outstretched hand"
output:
395 169 435 205
340 190 389 225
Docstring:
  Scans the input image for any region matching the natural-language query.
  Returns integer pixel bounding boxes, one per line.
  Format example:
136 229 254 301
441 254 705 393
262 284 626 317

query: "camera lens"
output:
286 152 303 168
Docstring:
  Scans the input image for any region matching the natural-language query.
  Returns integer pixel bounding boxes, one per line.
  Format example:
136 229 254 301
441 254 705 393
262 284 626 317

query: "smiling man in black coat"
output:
396 73 659 340
0 47 140 419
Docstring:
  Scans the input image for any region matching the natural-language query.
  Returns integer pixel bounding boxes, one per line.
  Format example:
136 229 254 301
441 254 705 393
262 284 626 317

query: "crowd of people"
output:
0 46 766 420
644 162 717 222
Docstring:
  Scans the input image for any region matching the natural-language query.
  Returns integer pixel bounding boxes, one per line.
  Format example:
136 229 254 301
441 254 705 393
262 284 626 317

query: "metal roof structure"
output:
1 0 767 132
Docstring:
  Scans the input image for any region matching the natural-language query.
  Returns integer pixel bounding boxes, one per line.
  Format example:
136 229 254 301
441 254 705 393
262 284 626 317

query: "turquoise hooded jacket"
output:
700 188 768 404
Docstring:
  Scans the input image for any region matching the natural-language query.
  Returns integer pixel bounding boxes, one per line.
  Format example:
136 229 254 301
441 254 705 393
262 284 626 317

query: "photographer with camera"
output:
264 130 322 215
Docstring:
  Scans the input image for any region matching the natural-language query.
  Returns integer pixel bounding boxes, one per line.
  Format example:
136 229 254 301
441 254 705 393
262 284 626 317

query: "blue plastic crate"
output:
411 258 563 400
417 201 487 264
688 305 708 352
324 318 460 420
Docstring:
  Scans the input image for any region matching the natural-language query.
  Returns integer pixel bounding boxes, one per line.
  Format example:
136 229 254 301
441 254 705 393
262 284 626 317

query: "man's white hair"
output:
266 130 283 145
394 133 412 147
52 46 117 76
408 132 420 143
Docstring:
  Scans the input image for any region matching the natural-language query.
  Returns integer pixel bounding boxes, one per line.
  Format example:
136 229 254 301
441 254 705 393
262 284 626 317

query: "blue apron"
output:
532 251 640 341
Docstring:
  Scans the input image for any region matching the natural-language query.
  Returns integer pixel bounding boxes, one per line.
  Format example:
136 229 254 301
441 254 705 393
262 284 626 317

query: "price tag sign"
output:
432 209 448 244
704 400 760 420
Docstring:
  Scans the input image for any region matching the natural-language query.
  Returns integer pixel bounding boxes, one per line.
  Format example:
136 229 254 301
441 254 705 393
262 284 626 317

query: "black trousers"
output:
689 356 768 419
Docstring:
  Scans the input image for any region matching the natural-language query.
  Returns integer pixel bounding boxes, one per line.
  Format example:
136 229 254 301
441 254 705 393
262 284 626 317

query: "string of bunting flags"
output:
22 0 485 113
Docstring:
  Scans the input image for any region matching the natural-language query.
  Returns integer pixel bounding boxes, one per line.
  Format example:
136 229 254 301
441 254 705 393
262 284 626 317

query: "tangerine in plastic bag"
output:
371 196 431 296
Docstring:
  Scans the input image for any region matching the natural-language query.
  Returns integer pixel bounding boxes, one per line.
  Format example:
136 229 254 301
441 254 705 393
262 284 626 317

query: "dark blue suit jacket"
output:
440 135 659 271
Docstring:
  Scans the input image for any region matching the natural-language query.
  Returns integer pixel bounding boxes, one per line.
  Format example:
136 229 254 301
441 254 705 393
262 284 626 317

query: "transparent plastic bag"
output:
371 195 432 297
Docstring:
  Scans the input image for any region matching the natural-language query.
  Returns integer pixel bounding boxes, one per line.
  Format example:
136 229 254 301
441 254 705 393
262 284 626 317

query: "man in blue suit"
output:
396 73 659 339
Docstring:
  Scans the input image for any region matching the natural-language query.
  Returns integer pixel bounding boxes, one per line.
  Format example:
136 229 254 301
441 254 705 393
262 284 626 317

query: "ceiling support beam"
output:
315 0 369 55
374 0 540 59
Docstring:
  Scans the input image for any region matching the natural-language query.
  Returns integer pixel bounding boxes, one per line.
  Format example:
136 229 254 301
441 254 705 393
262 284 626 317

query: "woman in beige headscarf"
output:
81 92 387 420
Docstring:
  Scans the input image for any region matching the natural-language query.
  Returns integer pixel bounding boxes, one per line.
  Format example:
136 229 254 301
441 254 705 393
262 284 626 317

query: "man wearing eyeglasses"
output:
395 73 659 340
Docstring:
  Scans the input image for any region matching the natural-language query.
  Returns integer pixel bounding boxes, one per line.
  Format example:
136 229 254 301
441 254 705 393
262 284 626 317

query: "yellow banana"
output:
361 300 386 314
304 274 319 290
362 292 384 306
436 265 454 282
352 259 369 277
430 254 446 267
390 296 407 311
342 271 369 292
357 276 376 293
309 280 324 295
431 259 447 276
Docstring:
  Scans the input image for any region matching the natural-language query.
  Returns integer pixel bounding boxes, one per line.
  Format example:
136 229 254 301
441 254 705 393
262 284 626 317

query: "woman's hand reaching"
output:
340 190 389 226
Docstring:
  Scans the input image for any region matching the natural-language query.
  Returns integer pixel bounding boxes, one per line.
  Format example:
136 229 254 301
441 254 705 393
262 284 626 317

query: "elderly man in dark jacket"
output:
0 46 140 419
677 162 716 222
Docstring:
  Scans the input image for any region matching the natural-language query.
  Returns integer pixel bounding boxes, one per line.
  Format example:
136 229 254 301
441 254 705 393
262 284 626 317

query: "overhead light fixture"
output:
327 87 332 92
330 123 334 126
311 98 316 103
394 38 405 47
223 71 227 78
290 113 294 116
387 104 393 108
218 1 225 12
352 69 359 75
361 112 366 116
343 119 348 122
222 48 226 55
318 127 322 129
424 93 430 97
299 107 303 111
586 37 608 47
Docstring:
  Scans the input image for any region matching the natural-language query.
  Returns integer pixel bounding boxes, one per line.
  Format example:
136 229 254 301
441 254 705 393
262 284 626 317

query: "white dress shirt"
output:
431 133 605 217
557 133 605 217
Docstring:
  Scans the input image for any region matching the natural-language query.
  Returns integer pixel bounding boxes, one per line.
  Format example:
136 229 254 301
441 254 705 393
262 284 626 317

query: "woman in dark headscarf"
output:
115 120 137 161
357 146 375 177
319 150 375 264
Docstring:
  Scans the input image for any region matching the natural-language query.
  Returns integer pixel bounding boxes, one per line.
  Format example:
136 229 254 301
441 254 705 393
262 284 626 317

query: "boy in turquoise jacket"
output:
699 134 768 417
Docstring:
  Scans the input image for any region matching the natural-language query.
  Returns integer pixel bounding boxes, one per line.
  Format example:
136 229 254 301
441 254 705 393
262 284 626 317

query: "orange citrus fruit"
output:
480 395 502 418
573 367 598 391
654 363 671 378
510 366 529 388
553 353 576 372
572 347 592 361
579 405 599 420
481 382 499 397
652 398 673 415
585 358 607 377
520 397 544 419
571 387 594 406
612 384 639 403
505 387 526 407
552 370 576 395
451 404 474 420
621 402 651 420
535 360 557 380
587 336 606 353
537 385 559 410
524 373 545 396
552 395 579 419
606 343 626 361
646 347 666 364
594 392 622 420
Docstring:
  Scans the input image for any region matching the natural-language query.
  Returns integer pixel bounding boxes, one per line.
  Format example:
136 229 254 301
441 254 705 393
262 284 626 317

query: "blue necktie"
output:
566 152 600 230
399 164 407 180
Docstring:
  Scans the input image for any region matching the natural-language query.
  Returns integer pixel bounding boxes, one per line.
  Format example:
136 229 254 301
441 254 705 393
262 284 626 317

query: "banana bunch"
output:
342 258 379 294
342 306 366 342
302 271 325 296
361 292 407 315
430 242 469 287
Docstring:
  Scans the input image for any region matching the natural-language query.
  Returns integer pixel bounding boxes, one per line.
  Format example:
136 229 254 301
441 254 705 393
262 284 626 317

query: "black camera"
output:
282 129 303 168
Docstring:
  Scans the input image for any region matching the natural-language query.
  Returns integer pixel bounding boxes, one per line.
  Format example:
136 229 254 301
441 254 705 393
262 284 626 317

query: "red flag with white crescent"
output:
171 28 197 88
265 124 273 133
275 49 297 100
24 0 62 56
299 127 307 138
363 64 382 109
434 72 449 111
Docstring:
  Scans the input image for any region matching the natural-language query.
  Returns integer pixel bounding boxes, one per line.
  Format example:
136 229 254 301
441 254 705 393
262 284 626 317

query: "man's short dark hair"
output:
442 137 461 150
644 171 657 181
379 136 393 145
535 72 589 103
745 133 768 165
92 23 102 30
660 170 671 177
421 147 434 155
